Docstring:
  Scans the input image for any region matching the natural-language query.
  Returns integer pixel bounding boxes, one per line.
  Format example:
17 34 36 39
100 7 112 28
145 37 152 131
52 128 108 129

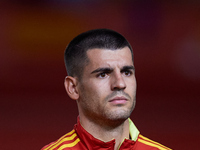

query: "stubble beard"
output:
78 81 136 127
80 90 136 128
103 95 136 126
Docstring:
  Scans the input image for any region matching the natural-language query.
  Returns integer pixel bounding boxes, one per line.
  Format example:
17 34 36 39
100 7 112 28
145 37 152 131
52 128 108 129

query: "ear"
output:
64 76 79 100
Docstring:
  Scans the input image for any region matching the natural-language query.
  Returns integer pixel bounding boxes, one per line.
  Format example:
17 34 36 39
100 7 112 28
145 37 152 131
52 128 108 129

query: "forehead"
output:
86 47 134 68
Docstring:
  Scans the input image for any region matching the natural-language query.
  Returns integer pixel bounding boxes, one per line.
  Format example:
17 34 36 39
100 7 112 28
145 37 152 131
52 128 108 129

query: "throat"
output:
82 117 130 147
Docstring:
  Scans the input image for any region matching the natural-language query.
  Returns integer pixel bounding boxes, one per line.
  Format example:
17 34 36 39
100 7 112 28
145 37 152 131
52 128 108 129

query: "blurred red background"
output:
1 1 200 149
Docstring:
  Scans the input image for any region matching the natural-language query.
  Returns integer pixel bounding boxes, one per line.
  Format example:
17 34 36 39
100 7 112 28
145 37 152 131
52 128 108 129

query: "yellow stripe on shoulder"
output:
43 129 76 150
49 133 78 150
138 135 172 150
57 138 80 150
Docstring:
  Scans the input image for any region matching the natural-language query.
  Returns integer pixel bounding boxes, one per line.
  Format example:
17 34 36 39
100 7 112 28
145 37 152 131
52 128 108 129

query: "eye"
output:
97 72 108 78
123 70 132 76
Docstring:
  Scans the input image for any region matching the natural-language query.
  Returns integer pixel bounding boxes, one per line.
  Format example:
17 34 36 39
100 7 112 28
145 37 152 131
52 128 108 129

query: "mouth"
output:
109 96 128 105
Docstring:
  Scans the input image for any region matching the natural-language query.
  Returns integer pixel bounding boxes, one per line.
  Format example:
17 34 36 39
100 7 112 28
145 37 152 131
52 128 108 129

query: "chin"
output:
105 109 132 121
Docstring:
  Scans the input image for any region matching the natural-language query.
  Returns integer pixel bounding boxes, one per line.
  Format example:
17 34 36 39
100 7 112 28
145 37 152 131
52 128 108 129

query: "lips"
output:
109 96 128 105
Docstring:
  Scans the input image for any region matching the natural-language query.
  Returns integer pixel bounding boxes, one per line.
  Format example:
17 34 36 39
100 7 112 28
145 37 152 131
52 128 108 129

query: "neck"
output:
79 115 130 150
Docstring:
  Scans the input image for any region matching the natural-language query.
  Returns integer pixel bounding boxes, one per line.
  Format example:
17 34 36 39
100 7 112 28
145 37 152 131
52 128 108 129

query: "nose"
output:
111 72 126 91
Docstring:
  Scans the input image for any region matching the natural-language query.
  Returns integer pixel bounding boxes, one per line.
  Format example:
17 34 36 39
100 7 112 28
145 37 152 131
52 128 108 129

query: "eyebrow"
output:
91 67 113 74
121 65 135 72
91 65 135 74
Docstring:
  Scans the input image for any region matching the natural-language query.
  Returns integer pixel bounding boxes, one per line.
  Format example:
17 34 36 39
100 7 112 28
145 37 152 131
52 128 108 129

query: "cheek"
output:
81 83 101 100
126 79 137 93
126 77 136 86
89 79 110 92
86 82 108 103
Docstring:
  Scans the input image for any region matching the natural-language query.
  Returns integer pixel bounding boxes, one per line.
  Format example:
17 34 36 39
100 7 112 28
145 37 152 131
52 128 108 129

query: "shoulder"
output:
136 134 172 150
41 129 80 150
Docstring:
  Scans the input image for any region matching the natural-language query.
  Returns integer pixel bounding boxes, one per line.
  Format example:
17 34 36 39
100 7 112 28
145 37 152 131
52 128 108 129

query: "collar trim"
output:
128 118 140 141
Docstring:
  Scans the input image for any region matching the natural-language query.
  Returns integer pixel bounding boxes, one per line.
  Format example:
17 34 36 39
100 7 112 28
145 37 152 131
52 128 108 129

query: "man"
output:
42 29 171 150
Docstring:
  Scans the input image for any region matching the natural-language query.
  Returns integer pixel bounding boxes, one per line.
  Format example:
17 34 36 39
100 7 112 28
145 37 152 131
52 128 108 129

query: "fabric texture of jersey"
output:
42 118 172 150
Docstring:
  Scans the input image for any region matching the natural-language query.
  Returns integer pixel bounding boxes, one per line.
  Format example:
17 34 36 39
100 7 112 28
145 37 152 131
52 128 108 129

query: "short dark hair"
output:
64 28 133 79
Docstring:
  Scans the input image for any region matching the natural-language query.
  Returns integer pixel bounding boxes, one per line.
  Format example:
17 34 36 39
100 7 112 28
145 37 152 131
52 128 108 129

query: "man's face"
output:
77 47 136 124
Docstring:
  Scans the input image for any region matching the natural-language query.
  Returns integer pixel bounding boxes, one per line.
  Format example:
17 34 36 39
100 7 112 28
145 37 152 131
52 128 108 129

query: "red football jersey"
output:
42 118 171 150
